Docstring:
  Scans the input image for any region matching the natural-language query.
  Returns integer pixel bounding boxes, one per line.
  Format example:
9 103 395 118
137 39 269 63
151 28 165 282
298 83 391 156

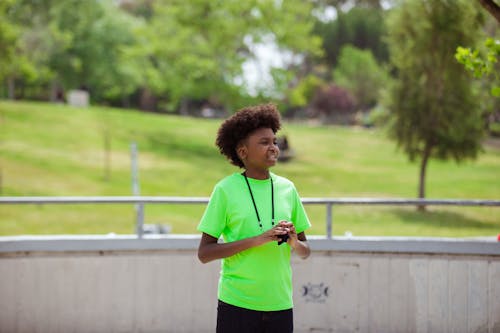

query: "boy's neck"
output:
243 168 270 180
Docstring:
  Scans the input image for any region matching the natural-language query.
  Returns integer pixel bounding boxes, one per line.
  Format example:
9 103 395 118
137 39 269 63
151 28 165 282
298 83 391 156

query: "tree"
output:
385 0 485 209
309 84 356 123
287 74 324 109
46 0 142 103
1 0 322 110
132 0 322 112
0 0 141 103
0 0 58 99
455 10 500 134
333 45 389 111
477 0 500 23
455 0 499 98
0 0 19 98
314 6 388 68
311 0 392 11
456 38 499 96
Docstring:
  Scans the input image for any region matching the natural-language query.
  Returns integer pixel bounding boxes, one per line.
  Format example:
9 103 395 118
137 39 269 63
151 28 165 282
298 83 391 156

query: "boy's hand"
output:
278 220 297 246
257 224 289 245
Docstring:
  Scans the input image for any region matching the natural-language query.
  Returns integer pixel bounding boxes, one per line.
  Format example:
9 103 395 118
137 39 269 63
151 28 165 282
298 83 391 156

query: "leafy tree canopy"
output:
128 0 322 111
456 37 500 97
333 45 389 110
314 6 388 68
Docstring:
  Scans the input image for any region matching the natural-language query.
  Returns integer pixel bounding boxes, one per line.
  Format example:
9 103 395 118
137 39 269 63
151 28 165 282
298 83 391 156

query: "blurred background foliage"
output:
1 0 496 121
0 0 499 235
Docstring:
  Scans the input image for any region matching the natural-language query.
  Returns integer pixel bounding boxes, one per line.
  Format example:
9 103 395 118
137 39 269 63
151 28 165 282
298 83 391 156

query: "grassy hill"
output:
1 100 499 237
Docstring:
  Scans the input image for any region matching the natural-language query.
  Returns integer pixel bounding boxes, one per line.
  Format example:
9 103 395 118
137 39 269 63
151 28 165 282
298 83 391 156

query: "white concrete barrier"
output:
0 235 499 333
67 89 89 107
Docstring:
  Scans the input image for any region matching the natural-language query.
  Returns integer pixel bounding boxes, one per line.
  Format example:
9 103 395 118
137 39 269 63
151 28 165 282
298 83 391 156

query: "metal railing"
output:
1 196 499 239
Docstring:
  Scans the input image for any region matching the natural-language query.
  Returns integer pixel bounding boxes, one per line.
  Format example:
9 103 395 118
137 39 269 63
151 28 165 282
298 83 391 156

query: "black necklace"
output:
242 172 274 229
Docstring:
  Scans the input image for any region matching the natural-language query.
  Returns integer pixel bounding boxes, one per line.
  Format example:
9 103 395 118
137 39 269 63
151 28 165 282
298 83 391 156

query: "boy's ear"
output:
237 145 247 160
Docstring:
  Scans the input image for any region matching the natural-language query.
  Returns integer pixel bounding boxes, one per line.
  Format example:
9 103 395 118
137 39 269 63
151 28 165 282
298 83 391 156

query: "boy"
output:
197 103 311 332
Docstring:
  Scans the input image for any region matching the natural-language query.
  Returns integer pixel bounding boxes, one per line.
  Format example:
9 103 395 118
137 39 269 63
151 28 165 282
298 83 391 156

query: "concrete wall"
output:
1 235 499 333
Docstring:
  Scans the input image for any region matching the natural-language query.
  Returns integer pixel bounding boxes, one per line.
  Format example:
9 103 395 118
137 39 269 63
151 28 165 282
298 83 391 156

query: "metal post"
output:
326 203 333 239
131 143 144 238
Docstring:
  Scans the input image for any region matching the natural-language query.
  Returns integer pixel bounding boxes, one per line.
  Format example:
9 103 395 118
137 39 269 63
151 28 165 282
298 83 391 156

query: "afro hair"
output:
216 103 281 168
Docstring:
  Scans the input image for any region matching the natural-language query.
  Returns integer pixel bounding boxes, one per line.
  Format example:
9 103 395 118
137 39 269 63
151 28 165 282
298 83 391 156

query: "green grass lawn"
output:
1 100 499 237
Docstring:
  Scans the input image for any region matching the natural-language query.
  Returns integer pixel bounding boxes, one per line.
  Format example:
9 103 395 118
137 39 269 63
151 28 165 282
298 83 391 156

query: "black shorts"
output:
216 300 293 333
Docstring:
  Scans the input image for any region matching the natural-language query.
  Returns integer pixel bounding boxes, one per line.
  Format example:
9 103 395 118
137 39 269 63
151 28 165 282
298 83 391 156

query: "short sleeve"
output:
291 185 311 234
197 184 227 238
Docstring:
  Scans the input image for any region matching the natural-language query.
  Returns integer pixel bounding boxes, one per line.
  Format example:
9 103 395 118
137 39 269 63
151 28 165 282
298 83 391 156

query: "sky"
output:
241 34 299 97
240 5 336 96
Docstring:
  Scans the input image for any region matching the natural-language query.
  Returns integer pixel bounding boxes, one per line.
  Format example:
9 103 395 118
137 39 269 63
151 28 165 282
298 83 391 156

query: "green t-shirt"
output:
197 172 311 311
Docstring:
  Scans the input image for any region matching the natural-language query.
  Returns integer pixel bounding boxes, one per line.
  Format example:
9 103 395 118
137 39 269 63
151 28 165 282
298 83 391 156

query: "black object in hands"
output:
277 233 289 245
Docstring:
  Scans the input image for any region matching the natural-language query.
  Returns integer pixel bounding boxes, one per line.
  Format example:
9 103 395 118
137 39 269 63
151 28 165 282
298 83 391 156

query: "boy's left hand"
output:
278 220 297 247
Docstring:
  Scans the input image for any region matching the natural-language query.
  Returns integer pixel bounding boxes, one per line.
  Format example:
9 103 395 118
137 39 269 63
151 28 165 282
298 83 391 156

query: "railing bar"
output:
301 198 500 206
0 197 499 206
326 203 333 240
136 203 144 239
0 197 211 204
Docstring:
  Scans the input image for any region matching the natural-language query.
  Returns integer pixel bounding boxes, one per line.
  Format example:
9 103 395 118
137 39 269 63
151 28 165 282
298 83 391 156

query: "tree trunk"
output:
478 0 500 23
179 98 189 115
50 81 64 103
417 144 432 212
103 128 111 182
121 93 130 109
139 88 156 111
7 77 15 99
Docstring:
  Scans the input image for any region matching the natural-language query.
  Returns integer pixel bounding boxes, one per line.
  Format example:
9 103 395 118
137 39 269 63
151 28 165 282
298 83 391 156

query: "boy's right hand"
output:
257 224 289 245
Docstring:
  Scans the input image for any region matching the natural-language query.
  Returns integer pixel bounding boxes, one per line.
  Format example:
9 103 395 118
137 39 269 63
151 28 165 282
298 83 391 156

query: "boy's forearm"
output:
198 236 260 263
291 240 310 259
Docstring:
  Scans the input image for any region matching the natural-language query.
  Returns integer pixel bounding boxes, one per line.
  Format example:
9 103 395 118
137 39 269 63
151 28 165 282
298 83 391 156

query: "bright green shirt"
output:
197 172 311 311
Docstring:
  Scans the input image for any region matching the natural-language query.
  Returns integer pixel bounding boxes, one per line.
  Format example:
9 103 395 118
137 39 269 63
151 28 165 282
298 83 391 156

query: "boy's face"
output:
238 127 280 170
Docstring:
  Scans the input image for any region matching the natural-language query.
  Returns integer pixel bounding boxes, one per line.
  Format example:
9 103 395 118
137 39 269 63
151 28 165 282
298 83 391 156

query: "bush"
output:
309 84 356 124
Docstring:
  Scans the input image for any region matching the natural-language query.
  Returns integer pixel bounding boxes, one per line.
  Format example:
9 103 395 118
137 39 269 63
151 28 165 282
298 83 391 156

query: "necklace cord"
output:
242 172 274 229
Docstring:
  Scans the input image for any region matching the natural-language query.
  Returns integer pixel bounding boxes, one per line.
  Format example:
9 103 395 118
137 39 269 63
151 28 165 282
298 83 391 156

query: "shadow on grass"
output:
146 132 219 161
390 208 496 230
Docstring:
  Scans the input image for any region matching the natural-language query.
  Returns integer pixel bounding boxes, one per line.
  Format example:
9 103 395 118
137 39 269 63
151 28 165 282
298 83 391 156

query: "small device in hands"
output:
277 233 289 245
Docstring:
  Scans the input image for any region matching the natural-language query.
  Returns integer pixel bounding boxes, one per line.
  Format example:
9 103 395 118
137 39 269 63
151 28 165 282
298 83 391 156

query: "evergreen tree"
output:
385 0 485 208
